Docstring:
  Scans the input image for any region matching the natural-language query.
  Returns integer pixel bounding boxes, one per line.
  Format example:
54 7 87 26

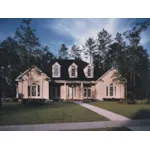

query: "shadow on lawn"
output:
131 109 150 120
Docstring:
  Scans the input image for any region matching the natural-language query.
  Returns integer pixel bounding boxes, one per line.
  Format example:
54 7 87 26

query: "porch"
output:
50 81 96 101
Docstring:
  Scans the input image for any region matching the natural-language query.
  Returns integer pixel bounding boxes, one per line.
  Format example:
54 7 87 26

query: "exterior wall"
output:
17 68 49 100
95 69 125 100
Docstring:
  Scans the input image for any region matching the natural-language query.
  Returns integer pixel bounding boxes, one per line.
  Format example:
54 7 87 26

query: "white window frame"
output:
110 84 113 96
69 63 78 78
84 64 94 78
84 87 91 98
52 62 61 78
28 84 40 97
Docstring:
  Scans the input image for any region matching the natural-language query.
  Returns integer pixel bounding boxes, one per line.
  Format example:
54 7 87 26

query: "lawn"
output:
89 101 150 119
0 101 107 126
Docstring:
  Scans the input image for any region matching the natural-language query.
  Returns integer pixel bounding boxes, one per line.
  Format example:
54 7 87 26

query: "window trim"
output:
28 84 40 97
52 62 61 78
69 63 78 78
84 87 91 98
110 84 113 96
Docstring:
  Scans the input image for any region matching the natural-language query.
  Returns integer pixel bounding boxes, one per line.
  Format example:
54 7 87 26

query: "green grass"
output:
73 127 131 131
89 101 150 119
0 102 108 126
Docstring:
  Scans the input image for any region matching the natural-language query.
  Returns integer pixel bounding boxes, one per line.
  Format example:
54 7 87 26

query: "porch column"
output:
80 82 83 100
64 82 67 101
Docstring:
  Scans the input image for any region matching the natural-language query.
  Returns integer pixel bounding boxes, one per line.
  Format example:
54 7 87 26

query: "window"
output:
110 84 113 96
32 86 36 96
87 89 91 97
28 85 40 97
84 87 91 98
74 87 76 97
54 64 59 77
53 63 60 77
71 65 76 77
106 86 108 96
87 66 92 77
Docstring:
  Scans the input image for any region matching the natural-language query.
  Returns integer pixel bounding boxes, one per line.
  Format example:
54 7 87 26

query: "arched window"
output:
53 63 60 77
71 65 76 77
110 84 113 96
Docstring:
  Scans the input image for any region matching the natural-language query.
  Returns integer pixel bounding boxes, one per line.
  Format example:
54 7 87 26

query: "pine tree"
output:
84 37 97 64
58 44 68 59
97 29 112 70
70 45 82 60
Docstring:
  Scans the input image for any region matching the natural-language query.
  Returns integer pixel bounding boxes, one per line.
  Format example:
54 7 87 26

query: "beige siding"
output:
95 69 125 100
17 68 49 100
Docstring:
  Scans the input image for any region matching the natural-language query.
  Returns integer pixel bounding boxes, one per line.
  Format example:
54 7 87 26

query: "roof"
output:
45 59 107 81
15 65 50 81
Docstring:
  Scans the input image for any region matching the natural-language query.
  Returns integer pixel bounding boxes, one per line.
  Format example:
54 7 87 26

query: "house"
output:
15 59 125 101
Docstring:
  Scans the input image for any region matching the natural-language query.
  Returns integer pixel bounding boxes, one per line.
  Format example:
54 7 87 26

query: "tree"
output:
70 45 82 60
15 19 40 69
112 71 127 101
58 44 68 59
84 37 97 64
97 29 113 70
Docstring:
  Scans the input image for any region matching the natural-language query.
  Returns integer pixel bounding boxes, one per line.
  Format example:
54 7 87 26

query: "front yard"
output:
0 101 107 126
89 101 150 119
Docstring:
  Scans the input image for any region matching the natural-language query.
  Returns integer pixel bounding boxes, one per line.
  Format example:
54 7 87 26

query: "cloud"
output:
48 18 133 46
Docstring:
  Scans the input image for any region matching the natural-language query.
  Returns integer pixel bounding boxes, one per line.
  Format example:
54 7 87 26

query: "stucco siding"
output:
95 69 125 100
17 68 49 100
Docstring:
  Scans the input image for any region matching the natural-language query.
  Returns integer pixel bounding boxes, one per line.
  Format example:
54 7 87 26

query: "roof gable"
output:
15 65 50 81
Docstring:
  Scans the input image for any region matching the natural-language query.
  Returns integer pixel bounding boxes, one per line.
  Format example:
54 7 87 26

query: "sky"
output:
0 18 150 58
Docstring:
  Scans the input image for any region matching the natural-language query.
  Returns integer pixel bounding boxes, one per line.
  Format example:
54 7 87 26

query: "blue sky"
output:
0 18 150 57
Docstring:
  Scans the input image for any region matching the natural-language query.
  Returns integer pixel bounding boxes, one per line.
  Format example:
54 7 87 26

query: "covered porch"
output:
50 81 96 101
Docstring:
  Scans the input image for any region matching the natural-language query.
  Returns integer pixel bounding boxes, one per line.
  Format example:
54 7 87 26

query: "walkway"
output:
1 119 150 131
74 101 130 121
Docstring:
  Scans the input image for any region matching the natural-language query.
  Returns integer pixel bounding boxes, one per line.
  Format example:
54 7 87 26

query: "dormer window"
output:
69 63 78 78
84 64 94 78
52 62 61 77
71 65 76 77
87 66 92 77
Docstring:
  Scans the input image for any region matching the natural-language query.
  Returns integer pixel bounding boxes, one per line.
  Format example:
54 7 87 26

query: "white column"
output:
80 82 83 100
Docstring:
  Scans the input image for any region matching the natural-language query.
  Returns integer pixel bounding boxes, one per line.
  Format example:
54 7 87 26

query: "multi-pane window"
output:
84 87 91 98
71 66 76 77
87 66 92 77
53 64 59 77
87 89 91 97
31 86 36 96
110 84 113 96
28 85 40 97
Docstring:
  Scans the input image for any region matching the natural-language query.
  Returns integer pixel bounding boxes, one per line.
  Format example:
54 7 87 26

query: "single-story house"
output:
15 59 125 101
